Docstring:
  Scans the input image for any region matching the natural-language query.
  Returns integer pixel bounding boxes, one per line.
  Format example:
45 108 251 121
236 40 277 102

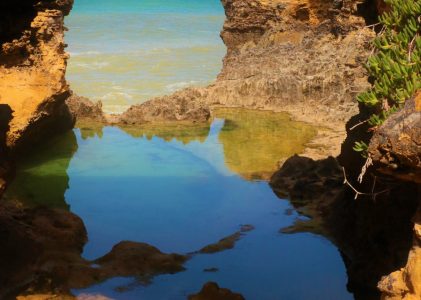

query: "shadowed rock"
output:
270 155 419 299
0 204 188 298
188 282 245 300
369 92 421 183
197 225 254 254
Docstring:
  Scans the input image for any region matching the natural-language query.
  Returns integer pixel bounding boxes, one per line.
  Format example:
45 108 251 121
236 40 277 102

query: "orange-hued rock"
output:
0 0 74 152
378 204 421 300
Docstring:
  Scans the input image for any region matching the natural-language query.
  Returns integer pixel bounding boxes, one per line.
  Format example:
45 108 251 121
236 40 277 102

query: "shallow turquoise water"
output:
65 0 225 113
5 113 352 299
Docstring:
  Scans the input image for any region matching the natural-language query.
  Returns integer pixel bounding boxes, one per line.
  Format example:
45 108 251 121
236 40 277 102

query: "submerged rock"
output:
197 225 255 254
188 282 245 300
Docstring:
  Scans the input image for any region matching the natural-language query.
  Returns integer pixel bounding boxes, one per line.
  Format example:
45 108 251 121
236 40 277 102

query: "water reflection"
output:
1 109 353 300
4 131 78 209
214 108 317 180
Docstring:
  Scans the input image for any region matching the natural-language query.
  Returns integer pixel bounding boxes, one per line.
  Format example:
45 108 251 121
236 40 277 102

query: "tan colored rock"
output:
0 0 74 151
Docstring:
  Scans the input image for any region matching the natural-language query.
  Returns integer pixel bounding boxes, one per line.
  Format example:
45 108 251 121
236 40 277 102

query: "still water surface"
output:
5 110 352 299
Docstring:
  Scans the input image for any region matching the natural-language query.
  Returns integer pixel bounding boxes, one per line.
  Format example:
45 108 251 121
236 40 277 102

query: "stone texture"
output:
369 92 421 183
115 88 211 125
118 0 375 134
0 0 74 152
66 94 105 122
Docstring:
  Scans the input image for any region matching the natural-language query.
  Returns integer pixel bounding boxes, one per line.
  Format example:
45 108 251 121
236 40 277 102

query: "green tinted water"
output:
3 110 352 299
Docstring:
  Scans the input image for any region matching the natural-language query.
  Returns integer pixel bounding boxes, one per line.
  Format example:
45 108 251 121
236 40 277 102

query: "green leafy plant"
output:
355 0 421 152
353 141 369 158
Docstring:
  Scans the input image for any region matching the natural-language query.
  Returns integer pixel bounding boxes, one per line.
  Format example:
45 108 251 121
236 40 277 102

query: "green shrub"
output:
357 0 421 127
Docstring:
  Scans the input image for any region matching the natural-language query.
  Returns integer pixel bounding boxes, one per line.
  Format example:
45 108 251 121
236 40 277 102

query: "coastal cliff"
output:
0 0 74 152
117 1 374 125
0 0 420 299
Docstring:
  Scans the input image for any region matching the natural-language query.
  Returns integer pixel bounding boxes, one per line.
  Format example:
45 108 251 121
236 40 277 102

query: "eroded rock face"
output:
116 0 375 132
116 88 211 125
0 0 74 152
66 94 105 122
369 93 421 183
365 91 421 300
211 0 375 125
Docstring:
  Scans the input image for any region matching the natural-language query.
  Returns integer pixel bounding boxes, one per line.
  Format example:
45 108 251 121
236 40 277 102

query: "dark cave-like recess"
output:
0 1 37 45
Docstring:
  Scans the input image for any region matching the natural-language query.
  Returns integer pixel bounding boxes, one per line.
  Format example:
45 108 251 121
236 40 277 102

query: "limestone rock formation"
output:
0 0 74 152
369 92 421 183
66 94 105 122
212 0 374 127
116 0 375 134
117 88 211 124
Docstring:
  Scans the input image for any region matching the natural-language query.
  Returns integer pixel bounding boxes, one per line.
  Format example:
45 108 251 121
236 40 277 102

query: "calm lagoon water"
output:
19 1 357 298
65 0 226 113
5 110 353 299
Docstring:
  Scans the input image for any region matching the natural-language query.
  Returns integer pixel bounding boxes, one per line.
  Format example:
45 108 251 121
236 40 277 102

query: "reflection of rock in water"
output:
120 122 211 145
3 130 78 209
75 118 211 145
270 155 419 299
214 108 317 180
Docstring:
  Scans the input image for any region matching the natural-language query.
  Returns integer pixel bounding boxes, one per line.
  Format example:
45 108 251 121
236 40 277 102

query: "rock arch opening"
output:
65 0 226 113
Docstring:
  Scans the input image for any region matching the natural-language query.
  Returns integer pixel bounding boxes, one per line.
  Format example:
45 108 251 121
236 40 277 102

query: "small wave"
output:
75 61 110 70
99 92 134 102
165 81 199 92
69 51 102 57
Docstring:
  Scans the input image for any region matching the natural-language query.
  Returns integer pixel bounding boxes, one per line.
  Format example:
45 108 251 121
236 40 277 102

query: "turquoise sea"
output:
65 0 226 113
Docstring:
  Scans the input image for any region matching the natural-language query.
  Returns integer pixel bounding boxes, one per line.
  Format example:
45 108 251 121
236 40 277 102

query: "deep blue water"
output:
62 121 351 300
4 114 353 299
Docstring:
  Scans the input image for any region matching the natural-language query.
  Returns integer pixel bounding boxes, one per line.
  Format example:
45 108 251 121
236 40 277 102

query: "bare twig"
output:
365 22 381 29
342 167 389 200
349 119 369 131
358 156 373 183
